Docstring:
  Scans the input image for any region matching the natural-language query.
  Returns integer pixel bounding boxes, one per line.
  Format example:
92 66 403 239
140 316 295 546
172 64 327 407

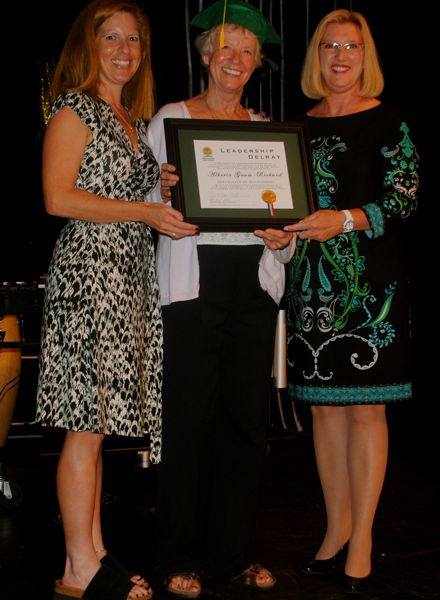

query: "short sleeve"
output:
50 92 100 135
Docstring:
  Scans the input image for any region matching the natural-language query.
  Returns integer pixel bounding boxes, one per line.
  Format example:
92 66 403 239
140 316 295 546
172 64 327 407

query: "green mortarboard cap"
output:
191 0 282 45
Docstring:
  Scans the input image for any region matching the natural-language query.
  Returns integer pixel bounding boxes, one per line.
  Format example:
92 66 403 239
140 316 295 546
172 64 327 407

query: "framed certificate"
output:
164 118 317 231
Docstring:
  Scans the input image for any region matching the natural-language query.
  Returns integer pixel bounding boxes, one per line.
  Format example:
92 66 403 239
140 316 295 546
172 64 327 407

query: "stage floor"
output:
1 402 439 600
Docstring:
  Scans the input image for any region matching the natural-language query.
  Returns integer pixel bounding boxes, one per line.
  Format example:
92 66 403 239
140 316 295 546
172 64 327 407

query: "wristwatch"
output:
342 209 354 233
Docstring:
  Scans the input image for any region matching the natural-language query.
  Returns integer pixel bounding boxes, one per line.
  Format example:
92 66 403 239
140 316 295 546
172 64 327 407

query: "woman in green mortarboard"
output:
146 1 292 597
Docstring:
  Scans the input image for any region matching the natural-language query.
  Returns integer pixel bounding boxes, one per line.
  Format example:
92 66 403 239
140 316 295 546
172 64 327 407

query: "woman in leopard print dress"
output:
35 2 197 599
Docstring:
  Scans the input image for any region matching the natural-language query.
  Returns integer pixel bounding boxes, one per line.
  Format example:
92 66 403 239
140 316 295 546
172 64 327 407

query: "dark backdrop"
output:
6 1 428 276
4 1 431 431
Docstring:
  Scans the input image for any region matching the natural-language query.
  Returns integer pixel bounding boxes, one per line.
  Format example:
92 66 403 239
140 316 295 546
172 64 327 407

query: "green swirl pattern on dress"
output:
381 122 419 216
287 126 412 381
287 109 417 394
290 236 394 341
311 135 346 208
364 122 418 238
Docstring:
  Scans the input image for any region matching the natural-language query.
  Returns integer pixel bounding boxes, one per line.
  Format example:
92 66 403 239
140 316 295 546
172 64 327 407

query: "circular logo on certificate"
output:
202 146 213 157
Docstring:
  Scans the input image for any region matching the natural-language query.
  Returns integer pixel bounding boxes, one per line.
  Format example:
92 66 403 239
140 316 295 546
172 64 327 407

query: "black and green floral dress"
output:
286 104 419 404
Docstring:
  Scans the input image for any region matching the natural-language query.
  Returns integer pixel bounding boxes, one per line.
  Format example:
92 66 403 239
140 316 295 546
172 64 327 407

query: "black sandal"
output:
53 564 151 599
100 552 153 596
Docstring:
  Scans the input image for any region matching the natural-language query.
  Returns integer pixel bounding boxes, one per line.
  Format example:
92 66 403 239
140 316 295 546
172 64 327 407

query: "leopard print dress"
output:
36 92 163 462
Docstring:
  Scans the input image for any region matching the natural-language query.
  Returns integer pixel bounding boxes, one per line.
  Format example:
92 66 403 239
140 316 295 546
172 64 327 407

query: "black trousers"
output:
154 245 278 580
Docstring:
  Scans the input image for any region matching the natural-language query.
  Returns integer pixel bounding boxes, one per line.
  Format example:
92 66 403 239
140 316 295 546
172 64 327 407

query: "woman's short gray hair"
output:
194 23 263 68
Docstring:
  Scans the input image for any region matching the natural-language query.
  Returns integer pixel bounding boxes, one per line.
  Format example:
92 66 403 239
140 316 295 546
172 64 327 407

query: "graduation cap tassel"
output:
219 0 227 48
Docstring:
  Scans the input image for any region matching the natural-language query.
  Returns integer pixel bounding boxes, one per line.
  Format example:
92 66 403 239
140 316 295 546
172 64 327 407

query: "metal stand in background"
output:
271 308 303 436
136 449 151 469
0 460 23 509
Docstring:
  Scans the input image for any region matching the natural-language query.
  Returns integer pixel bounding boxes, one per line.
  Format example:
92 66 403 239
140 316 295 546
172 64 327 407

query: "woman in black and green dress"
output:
284 9 419 594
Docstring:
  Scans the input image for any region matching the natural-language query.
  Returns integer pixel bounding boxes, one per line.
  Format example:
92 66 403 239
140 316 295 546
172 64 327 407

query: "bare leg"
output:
93 450 150 590
311 403 388 575
345 404 388 578
92 449 105 552
311 405 352 559
57 430 147 598
57 430 106 589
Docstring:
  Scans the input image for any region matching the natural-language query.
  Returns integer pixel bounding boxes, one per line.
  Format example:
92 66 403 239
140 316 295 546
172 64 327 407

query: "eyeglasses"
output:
319 42 364 52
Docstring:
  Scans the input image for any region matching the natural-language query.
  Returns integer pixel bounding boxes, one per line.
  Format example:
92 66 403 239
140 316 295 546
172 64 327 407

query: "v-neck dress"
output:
286 104 419 405
36 92 163 461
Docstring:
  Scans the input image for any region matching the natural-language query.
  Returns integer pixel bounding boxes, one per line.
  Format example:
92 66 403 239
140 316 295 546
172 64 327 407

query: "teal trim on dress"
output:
289 382 412 404
363 203 385 239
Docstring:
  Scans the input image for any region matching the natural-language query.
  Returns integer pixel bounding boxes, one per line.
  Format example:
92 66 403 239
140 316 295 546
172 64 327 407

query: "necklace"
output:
204 98 247 121
108 102 135 134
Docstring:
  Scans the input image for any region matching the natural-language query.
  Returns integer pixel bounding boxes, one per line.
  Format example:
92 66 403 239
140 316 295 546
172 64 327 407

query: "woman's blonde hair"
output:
195 23 263 68
301 9 384 100
50 0 154 120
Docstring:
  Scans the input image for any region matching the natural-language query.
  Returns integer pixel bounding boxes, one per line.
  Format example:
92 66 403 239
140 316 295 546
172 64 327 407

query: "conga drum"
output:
0 315 21 446
0 314 23 507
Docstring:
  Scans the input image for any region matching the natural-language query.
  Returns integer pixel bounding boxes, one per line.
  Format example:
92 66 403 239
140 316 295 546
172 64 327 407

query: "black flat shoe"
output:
342 574 372 594
302 542 348 575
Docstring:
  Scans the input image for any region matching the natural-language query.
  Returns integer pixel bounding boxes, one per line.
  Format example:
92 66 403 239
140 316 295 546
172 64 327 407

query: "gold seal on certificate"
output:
262 189 277 216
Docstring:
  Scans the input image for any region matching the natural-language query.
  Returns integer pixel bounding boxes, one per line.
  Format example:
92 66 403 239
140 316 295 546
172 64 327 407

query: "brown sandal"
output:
230 564 277 591
164 572 201 598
